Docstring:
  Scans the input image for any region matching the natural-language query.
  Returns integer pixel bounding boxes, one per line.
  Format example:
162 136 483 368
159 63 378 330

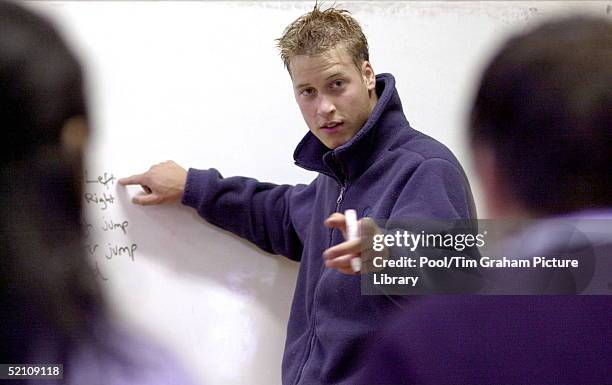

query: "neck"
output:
369 89 379 113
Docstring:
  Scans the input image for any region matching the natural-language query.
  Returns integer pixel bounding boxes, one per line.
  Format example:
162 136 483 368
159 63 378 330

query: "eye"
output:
300 87 316 97
330 79 345 89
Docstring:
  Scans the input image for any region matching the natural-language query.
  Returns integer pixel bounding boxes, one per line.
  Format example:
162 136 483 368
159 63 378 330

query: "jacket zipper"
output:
293 182 346 385
336 186 345 211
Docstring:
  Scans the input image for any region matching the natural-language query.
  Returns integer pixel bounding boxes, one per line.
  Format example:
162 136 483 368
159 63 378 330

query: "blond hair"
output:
276 3 369 72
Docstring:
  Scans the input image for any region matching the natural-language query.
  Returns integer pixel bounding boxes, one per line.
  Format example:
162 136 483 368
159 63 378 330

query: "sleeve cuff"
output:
181 167 216 209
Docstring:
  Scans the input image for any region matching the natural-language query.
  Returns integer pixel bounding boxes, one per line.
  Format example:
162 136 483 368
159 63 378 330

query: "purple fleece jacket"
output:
181 73 475 385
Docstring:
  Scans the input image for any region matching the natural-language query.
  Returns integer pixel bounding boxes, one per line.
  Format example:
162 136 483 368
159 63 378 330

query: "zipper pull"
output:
336 186 345 210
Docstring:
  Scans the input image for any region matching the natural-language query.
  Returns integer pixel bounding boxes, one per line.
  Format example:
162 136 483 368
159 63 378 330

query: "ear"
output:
473 144 524 218
473 144 506 218
361 61 376 92
61 116 89 155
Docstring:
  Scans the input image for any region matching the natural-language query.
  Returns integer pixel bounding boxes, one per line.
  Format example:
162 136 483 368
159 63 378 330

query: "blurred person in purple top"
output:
0 2 194 384
355 15 612 385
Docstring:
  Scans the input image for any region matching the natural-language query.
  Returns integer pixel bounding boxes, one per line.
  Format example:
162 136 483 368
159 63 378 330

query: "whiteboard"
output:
29 1 610 384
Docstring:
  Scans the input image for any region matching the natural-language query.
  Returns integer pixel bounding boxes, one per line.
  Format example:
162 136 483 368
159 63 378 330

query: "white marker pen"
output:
344 209 362 273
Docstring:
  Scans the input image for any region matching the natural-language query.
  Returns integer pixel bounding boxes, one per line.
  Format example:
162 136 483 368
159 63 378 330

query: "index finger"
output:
324 212 347 231
118 174 145 186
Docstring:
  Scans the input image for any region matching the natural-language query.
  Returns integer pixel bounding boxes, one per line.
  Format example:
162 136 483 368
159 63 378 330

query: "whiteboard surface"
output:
28 2 610 384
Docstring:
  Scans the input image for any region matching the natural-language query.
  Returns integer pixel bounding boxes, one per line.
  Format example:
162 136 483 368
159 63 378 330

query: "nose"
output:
316 95 336 117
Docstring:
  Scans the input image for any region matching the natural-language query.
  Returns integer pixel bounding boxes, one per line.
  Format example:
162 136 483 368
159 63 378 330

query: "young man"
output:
356 15 612 385
120 5 474 385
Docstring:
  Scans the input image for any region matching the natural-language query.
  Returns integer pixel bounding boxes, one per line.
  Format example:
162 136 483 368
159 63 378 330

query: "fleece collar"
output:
293 73 410 184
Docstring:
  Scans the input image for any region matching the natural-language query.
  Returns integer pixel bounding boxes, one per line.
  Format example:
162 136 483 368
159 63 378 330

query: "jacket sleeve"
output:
180 168 313 261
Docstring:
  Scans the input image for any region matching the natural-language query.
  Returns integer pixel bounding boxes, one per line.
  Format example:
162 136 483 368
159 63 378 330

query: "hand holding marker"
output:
344 209 362 273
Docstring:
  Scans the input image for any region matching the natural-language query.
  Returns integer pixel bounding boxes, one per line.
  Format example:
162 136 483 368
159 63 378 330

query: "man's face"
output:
289 47 377 149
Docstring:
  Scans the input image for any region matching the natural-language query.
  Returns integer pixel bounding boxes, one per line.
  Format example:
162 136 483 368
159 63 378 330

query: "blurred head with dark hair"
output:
0 0 104 366
470 16 612 218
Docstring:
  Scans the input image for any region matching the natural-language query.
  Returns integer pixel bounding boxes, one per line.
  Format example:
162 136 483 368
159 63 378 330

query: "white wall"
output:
29 2 610 384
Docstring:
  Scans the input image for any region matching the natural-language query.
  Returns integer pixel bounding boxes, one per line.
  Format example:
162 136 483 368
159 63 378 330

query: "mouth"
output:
320 121 344 133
